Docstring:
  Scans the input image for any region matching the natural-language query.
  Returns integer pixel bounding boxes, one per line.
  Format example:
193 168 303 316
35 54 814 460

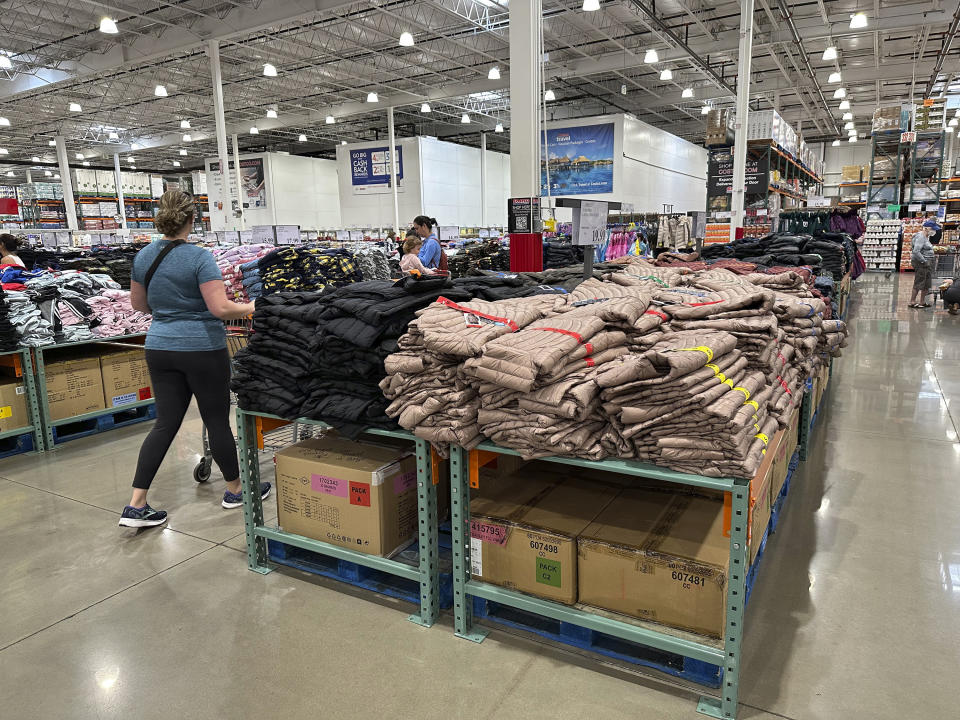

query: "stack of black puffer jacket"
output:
0 286 20 350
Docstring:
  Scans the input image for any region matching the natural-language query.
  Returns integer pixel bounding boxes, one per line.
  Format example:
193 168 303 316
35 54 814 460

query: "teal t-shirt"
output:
132 240 226 351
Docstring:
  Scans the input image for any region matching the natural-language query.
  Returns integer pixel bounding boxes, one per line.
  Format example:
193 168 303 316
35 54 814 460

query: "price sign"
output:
335 230 349 242
900 132 917 143
275 225 300 246
908 204 922 212
573 200 608 246
238 230 253 243
348 230 364 242
252 225 276 244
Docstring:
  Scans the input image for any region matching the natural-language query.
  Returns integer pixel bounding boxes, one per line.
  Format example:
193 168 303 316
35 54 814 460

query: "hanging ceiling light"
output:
325 115 335 124
69 102 82 112
99 17 118 34
644 48 659 64
488 66 500 80
182 134 192 142
844 121 854 130
832 139 841 147
822 46 838 61
682 87 694 98
848 128 858 136
833 87 847 99
544 89 556 101
948 126 956 134
31 156 39 162
620 83 627 95
367 92 379 103
108 131 119 139
0 117 9 126
660 68 673 81
828 72 842 84
495 123 504 133
582 0 601 10
48 140 56 146
701 105 712 115
298 134 307 142
4 171 12 177
249 126 259 134
44 170 52 177
955 109 960 118
839 99 851 110
263 63 277 77
849 12 868 29
0 148 8 155
950 118 959 127
154 84 168 97
842 112 853 120
461 113 471 124
848 135 858 143
127 157 135 163
0 54 12 70
341 140 347 145
179 149 188 155
180 119 191 129
75 153 84 160
420 103 431 113
399 31 414 47
266 108 278 119
82 161 90 167
172 161 181 167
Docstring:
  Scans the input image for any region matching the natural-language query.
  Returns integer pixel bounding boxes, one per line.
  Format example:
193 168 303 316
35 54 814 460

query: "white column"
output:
54 136 78 231
509 0 542 197
113 153 128 231
730 0 755 240
207 40 234 231
231 133 245 230
25 169 32 184
387 106 401 234
480 131 488 227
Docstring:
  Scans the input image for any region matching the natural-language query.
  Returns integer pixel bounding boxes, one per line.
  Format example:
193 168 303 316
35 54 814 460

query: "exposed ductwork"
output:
923 1 960 97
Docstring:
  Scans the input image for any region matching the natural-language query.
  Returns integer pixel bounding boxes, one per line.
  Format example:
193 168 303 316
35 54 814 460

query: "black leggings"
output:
133 349 239 490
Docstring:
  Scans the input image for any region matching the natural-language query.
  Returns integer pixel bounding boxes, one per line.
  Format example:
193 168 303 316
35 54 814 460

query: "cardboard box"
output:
45 354 105 421
99 345 153 408
578 489 729 637
470 477 620 604
841 165 862 183
0 377 29 433
275 435 419 557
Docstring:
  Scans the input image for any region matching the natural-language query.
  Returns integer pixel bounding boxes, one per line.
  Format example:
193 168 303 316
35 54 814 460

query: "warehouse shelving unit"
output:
866 131 906 207
0 347 46 453
907 131 945 204
236 409 442 628
448 444 750 720
31 333 152 449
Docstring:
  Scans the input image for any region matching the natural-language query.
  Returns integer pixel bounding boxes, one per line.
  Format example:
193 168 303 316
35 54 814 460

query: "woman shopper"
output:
908 219 940 309
399 231 436 276
118 190 269 528
412 215 444 271
0 234 26 267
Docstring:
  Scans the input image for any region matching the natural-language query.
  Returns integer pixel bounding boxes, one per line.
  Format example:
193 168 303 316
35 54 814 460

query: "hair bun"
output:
155 189 196 236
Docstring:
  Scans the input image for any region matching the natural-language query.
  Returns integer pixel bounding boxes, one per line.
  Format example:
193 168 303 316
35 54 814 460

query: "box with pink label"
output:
274 434 418 557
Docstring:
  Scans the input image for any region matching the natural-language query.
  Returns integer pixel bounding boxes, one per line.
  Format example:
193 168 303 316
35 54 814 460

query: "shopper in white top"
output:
909 220 940 308
0 234 26 267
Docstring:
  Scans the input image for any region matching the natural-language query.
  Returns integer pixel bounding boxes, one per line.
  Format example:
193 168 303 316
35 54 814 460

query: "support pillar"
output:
387 106 401 234
508 0 543 271
207 40 234 231
54 136 78 232
113 153 128 231
231 133 245 230
25 169 32 184
729 0 755 241
480 131 488 228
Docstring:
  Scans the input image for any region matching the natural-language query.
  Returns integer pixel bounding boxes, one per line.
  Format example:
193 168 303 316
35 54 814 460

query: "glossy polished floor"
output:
1 273 958 720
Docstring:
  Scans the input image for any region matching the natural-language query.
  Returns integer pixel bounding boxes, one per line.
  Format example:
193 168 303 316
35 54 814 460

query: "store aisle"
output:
1 274 958 720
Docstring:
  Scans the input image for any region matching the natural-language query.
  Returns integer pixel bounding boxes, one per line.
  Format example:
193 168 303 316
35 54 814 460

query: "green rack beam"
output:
236 409 441 628
30 334 152 450
0 347 45 453
448 443 752 719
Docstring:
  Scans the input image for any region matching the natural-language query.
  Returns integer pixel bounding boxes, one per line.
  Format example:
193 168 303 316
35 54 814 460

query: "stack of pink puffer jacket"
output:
212 244 274 302
87 289 152 337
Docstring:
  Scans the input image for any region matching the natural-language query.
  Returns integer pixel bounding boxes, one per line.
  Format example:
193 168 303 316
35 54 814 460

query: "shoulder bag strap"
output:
143 239 185 294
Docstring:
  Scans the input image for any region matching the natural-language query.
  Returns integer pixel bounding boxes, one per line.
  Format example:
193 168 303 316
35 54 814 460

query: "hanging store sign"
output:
507 197 542 234
349 146 404 195
707 150 769 197
541 122 615 195
900 132 917 143
208 158 267 209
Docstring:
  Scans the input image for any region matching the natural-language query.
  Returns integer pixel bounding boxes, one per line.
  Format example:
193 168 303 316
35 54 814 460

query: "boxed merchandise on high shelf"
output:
705 108 733 146
872 103 911 133
914 98 946 131
861 219 900 271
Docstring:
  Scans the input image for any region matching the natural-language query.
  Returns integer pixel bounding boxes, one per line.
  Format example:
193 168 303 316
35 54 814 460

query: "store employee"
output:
413 215 441 269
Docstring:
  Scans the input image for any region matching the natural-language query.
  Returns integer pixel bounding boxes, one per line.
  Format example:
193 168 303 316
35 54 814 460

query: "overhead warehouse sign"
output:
350 146 404 195
541 122 615 196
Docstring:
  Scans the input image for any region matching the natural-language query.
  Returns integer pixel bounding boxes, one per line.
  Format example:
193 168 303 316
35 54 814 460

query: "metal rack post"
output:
449 441 749 719
236 409 441 628
0 348 46 453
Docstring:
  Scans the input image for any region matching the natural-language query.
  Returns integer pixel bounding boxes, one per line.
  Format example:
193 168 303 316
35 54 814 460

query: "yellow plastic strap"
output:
733 386 750 400
716 371 727 383
705 363 721 375
723 378 734 388
676 345 714 362
755 432 769 444
744 399 759 411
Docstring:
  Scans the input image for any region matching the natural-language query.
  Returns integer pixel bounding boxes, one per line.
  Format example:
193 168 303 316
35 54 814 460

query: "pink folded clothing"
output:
87 290 152 337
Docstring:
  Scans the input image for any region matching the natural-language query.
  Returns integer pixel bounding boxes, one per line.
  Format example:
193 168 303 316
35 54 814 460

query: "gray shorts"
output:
913 262 933 293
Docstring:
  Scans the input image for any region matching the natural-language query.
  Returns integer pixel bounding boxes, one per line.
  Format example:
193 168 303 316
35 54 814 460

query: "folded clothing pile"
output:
4 290 55 346
86 289 152 337
354 247 392 281
258 246 363 295
213 244 274 302
0 286 21 350
542 241 584 269
232 276 473 434
819 319 848 356
448 241 510 279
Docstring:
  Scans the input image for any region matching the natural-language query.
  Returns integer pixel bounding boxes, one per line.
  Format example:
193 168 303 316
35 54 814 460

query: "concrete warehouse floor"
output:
0 272 957 720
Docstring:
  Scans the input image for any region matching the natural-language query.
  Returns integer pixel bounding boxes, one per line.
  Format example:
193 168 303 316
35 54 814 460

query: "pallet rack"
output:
0 347 46 453
236 409 442 628
866 131 906 207
907 131 946 204
32 333 153 449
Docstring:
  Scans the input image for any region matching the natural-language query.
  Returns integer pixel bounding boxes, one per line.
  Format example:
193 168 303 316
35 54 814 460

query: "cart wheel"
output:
193 459 212 483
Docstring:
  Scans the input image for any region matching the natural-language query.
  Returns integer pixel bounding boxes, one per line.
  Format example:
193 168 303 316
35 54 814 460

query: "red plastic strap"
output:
776 375 792 394
531 327 584 343
584 357 596 367
584 342 594 354
689 300 723 307
436 297 519 331
645 309 669 320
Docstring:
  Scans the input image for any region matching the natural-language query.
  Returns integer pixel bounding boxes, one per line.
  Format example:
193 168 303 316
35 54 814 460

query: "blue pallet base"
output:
471 596 722 687
0 432 35 459
52 404 156 445
267 538 454 610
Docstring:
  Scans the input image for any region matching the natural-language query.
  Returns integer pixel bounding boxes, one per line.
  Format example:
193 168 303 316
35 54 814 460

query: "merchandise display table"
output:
0 347 46 454
30 333 152 450
447 442 749 720
236 409 442 628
